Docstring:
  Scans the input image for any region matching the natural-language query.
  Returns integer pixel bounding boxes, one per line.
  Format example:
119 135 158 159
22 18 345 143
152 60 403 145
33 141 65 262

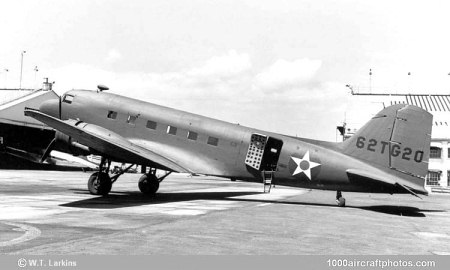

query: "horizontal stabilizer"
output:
346 169 428 197
347 169 395 185
396 182 423 199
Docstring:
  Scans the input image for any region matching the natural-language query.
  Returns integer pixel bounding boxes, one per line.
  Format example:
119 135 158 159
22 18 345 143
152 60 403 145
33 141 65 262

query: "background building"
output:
0 79 96 170
342 91 450 193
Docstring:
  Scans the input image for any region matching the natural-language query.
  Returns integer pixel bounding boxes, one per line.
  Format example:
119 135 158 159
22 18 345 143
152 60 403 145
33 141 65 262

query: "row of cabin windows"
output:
164 125 218 145
107 110 219 146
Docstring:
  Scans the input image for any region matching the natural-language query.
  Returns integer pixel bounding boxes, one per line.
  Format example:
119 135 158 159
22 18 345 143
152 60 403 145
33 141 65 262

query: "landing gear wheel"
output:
139 174 160 195
88 172 112 196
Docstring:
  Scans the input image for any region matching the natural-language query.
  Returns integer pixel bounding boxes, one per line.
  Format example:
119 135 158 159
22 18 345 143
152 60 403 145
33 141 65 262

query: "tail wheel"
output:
138 174 159 195
88 172 112 196
337 197 346 207
336 190 346 207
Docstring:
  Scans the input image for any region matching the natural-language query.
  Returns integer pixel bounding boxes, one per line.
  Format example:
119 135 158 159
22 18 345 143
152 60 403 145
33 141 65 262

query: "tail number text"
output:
356 136 424 163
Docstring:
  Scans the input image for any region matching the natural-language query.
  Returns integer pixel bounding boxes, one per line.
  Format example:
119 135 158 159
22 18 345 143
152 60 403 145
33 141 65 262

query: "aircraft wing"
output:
24 108 192 173
346 168 427 197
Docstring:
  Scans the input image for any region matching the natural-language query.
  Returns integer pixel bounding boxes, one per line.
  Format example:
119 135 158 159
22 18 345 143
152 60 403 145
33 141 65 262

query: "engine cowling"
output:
40 130 91 163
54 131 90 156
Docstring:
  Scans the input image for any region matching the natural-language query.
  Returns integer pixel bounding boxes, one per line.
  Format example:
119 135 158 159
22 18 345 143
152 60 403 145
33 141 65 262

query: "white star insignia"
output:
291 151 321 180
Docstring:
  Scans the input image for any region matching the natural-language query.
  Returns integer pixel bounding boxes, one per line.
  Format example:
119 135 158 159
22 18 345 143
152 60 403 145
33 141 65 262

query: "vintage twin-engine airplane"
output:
24 86 432 207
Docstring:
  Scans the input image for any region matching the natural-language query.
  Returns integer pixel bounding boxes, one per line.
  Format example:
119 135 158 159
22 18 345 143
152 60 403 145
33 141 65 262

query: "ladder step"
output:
262 170 274 193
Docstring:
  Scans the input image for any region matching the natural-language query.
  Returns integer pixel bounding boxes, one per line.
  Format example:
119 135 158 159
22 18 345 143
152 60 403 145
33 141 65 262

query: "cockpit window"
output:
62 94 74 104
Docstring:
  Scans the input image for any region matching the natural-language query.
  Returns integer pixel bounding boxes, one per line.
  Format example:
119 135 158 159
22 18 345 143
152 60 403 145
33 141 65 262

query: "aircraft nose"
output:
39 99 60 118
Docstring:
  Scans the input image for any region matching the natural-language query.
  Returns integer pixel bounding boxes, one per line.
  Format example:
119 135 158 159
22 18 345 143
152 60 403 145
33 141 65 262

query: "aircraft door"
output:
261 137 283 171
245 133 283 171
245 134 267 170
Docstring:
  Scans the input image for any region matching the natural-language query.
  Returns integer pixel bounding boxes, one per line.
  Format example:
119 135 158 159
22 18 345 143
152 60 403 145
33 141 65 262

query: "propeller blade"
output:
41 138 56 163
59 96 62 119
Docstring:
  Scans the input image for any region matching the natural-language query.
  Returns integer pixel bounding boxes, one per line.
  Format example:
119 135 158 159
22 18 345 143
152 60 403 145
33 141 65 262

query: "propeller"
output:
40 138 56 163
59 95 62 119
39 93 90 163
40 95 61 163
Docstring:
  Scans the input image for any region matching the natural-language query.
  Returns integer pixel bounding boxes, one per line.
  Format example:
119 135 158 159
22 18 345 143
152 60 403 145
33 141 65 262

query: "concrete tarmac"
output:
0 170 450 255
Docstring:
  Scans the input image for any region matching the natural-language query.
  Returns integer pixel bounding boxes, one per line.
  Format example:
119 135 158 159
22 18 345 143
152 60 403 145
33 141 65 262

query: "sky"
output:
1 0 450 141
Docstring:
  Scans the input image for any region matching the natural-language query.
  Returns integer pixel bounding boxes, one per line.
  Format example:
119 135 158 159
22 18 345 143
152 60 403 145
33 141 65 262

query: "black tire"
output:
337 197 346 207
138 174 159 195
88 172 112 196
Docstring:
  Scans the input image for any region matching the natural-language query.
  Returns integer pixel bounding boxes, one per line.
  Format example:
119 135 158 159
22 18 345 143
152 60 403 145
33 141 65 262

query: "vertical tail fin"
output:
342 104 432 179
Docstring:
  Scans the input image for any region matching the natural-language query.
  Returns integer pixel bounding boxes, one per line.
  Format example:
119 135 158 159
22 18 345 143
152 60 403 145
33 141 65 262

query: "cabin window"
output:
107 111 117 119
187 131 198 141
207 136 219 146
127 115 137 125
146 120 157 130
430 147 442 159
62 94 74 104
167 125 177 135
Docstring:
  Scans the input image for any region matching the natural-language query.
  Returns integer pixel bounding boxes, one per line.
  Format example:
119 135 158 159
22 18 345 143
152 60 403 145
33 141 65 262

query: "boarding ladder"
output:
262 170 274 193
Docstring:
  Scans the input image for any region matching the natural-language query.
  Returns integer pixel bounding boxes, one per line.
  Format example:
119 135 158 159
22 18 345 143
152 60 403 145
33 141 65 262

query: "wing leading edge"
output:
24 108 192 174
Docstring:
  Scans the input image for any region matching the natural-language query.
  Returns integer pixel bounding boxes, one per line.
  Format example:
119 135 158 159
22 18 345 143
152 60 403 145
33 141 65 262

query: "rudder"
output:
342 104 432 178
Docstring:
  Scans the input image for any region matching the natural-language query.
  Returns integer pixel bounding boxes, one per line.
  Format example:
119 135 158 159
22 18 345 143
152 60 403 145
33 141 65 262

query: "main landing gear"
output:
88 157 114 196
88 171 112 195
336 190 346 207
87 158 171 196
138 168 172 195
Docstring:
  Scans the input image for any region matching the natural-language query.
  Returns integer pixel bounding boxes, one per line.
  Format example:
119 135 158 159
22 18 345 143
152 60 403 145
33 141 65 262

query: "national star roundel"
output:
288 151 321 181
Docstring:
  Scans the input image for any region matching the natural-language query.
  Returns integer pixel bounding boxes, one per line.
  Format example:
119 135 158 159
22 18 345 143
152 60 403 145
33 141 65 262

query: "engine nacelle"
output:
54 131 90 156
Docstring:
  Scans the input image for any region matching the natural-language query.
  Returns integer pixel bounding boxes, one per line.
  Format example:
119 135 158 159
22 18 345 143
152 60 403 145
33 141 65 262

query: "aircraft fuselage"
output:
37 90 430 195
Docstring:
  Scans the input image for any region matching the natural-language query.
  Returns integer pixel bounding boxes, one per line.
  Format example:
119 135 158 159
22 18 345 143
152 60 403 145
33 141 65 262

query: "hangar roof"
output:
354 93 450 112
345 93 450 140
0 89 35 105
0 89 59 129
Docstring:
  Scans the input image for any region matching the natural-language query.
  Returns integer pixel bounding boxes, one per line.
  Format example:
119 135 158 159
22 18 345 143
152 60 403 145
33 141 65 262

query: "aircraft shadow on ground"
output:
225 198 441 217
61 189 445 217
61 190 260 209
356 205 434 217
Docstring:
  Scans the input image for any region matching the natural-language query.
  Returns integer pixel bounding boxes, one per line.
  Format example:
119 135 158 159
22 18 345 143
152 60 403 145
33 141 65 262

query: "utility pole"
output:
407 71 411 94
3 68 8 88
19 50 26 90
34 66 39 89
